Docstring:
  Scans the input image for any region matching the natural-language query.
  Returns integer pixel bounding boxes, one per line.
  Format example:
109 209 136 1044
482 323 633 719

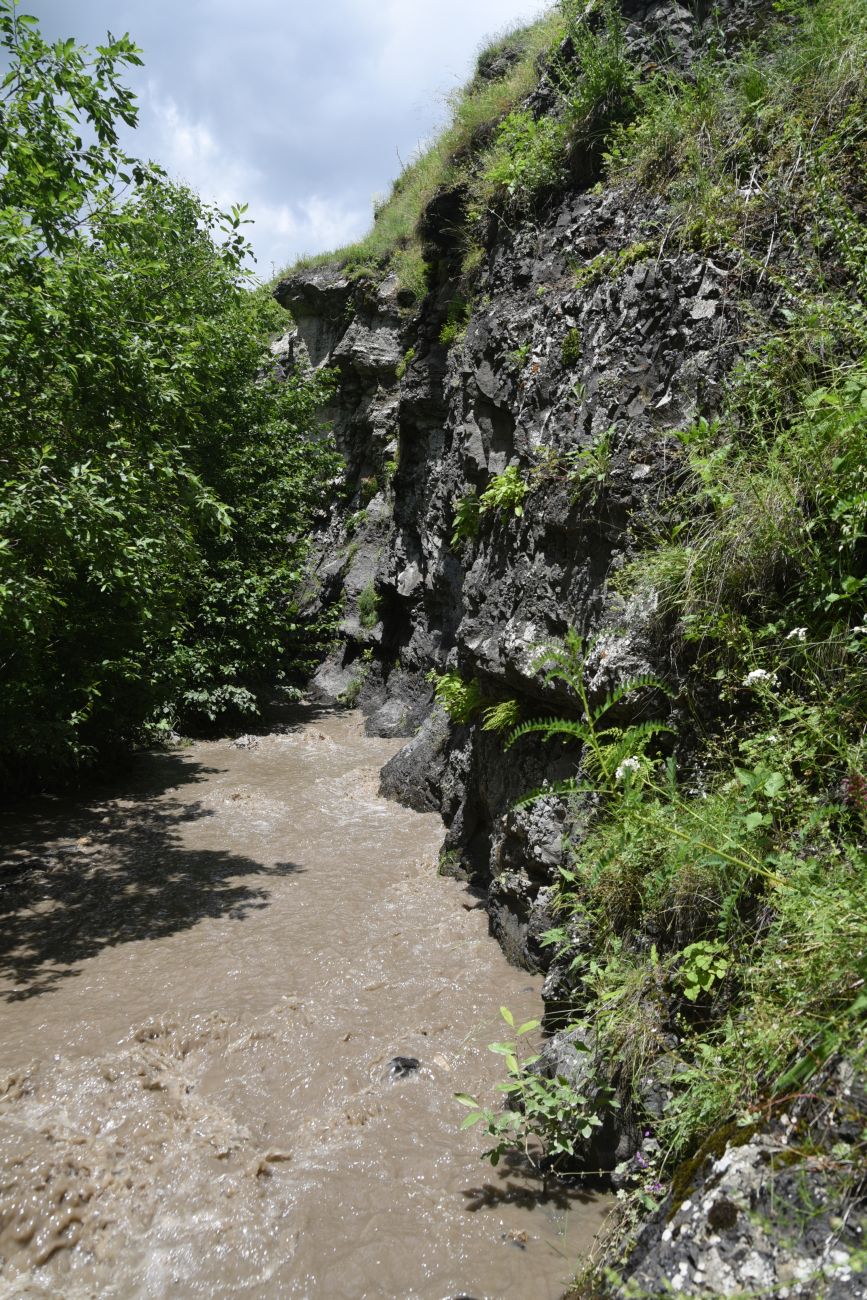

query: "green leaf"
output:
500 1006 515 1026
454 1093 480 1108
763 771 785 797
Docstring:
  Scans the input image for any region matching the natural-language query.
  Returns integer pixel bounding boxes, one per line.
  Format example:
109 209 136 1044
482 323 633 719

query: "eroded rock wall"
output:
273 73 751 981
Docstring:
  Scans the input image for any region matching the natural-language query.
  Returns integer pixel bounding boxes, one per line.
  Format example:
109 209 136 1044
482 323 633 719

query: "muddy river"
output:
0 709 607 1298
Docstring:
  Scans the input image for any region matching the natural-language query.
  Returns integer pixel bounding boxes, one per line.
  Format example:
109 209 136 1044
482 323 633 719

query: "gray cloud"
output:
28 0 548 276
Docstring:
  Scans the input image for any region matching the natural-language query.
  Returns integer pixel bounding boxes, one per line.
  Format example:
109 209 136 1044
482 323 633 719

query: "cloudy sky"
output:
28 1 548 278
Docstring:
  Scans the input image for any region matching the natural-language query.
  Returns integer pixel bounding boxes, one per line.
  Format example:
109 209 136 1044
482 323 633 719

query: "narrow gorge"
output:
1 0 865 1295
269 0 867 1293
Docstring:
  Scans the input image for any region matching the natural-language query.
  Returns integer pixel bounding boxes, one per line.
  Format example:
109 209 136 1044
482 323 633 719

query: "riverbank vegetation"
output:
0 5 338 791
442 0 867 1284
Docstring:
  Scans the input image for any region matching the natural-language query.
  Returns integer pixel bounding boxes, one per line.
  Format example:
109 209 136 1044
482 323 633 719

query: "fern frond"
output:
583 720 675 780
532 628 592 691
505 716 589 749
589 674 671 724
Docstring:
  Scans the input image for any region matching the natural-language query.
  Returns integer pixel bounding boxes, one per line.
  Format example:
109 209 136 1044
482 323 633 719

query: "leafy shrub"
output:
479 466 528 520
456 1006 616 1169
0 7 339 785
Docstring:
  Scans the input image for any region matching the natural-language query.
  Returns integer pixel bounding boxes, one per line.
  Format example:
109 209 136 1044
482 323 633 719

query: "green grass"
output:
277 9 566 298
357 581 380 629
278 0 640 299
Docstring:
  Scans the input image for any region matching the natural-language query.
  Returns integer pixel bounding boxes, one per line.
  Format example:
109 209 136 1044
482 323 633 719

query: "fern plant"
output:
428 669 486 724
481 697 521 734
505 629 672 799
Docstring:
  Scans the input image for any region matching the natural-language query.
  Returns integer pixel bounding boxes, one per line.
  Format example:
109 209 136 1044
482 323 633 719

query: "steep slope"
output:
274 0 867 1292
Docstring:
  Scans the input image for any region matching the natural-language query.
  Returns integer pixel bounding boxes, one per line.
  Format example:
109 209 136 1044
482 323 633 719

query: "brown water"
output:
0 709 607 1299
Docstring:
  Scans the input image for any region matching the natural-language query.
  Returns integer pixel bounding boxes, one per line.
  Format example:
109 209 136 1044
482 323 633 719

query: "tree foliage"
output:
0 3 339 786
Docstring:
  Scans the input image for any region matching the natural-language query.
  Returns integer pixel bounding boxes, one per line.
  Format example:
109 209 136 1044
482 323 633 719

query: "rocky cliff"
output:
273 0 867 1292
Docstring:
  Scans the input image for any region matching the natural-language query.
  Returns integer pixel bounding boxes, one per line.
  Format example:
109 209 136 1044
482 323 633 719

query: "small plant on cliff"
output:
481 698 521 735
451 491 481 547
439 297 471 348
561 326 583 367
505 630 672 799
564 427 613 502
428 670 486 724
678 941 731 1002
338 650 373 708
396 346 415 380
509 341 532 368
479 466 528 521
357 583 380 630
573 240 656 290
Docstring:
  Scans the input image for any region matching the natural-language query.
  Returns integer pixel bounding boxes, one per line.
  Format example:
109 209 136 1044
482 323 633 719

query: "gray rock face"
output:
614 1063 867 1298
281 201 742 968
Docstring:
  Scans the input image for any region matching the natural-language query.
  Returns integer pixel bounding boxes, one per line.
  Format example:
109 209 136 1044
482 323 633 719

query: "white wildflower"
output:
852 625 867 636
615 756 641 781
743 668 778 688
786 627 807 642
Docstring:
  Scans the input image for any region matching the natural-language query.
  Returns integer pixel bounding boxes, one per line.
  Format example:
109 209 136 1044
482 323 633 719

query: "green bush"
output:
0 6 338 785
560 327 582 367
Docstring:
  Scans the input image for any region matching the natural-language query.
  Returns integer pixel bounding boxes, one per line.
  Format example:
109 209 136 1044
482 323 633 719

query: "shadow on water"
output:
0 746 303 1002
461 1150 600 1214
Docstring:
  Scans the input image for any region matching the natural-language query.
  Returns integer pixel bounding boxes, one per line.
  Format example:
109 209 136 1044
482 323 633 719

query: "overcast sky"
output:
27 1 548 278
